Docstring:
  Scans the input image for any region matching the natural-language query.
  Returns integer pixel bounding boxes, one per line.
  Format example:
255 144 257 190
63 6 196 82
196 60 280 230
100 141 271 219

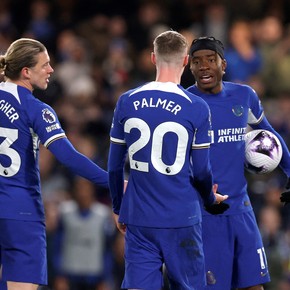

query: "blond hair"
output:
153 30 188 63
0 38 46 80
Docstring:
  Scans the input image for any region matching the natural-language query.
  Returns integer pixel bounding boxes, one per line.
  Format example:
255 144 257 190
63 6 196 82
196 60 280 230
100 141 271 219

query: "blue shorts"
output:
202 211 270 289
0 219 47 285
122 224 206 290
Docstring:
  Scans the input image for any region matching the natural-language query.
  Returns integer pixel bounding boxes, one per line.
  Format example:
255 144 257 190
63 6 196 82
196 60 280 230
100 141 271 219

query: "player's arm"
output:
191 148 229 213
191 147 215 206
252 117 290 205
247 86 290 177
107 140 128 233
248 87 290 204
251 117 290 177
189 99 216 206
47 137 108 187
30 102 108 187
107 141 127 215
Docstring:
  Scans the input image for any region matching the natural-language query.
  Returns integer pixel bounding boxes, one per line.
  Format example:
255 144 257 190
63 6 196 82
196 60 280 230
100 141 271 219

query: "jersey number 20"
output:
125 118 188 175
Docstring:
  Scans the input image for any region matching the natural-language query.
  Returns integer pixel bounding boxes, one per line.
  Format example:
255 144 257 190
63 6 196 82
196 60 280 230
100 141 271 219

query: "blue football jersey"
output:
109 81 215 228
187 81 290 214
0 82 65 221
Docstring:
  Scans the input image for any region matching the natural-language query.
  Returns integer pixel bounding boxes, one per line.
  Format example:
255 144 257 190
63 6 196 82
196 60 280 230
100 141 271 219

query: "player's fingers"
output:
118 223 126 235
212 183 218 193
221 194 229 200
215 194 229 203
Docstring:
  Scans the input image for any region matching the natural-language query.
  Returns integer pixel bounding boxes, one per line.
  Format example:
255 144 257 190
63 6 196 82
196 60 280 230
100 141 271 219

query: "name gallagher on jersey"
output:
0 100 19 123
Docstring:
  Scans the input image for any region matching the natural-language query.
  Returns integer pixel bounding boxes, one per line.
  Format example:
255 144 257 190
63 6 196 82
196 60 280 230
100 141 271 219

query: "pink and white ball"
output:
244 129 282 174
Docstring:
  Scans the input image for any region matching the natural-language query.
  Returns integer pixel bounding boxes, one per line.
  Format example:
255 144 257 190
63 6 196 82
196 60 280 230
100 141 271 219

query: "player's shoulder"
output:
0 82 33 104
24 94 59 127
185 88 211 110
11 83 49 109
0 82 52 113
223 81 257 96
186 84 209 102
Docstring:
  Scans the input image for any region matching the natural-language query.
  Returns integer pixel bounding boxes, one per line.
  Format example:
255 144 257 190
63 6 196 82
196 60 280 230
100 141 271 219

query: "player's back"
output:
114 81 211 227
0 82 64 221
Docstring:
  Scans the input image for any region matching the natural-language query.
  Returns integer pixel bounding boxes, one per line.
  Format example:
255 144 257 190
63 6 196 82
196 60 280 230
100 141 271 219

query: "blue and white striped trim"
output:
44 133 66 147
192 142 211 149
248 110 264 125
110 136 126 145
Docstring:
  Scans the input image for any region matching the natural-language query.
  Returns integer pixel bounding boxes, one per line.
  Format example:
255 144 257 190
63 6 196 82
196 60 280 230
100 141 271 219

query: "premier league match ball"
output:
244 129 282 174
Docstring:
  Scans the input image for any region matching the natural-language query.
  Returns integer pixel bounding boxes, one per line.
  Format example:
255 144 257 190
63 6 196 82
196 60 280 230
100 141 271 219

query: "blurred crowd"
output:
1 0 290 289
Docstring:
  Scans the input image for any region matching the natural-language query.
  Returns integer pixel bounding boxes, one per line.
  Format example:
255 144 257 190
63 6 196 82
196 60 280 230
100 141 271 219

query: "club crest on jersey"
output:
232 105 244 117
42 108 56 123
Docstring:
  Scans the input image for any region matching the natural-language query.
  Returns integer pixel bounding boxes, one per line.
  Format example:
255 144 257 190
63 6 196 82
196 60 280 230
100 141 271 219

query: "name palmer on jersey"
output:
133 97 182 115
0 99 19 123
217 127 246 143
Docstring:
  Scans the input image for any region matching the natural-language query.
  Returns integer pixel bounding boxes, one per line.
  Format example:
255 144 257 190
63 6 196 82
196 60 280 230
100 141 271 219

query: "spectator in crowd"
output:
258 205 288 290
53 177 114 290
255 15 285 97
224 19 263 83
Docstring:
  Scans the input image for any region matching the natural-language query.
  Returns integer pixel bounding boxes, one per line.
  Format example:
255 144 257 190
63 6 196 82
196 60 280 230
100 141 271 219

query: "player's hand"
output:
123 179 128 192
205 184 230 215
113 212 126 235
280 177 290 205
213 184 229 204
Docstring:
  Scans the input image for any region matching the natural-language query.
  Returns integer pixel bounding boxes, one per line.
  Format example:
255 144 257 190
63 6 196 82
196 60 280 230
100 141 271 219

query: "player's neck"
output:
155 70 181 84
6 78 33 92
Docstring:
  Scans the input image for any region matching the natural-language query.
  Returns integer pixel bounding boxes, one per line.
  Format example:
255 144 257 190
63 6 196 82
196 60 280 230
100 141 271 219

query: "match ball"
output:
244 129 282 174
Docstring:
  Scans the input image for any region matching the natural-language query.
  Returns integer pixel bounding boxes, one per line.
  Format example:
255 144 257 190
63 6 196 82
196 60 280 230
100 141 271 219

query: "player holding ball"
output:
187 36 290 290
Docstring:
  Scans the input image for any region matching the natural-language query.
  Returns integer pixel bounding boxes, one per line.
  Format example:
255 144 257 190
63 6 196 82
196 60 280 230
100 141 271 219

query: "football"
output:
244 129 282 174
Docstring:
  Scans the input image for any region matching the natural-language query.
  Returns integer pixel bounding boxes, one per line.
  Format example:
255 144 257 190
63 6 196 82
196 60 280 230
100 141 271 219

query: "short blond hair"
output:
153 30 188 63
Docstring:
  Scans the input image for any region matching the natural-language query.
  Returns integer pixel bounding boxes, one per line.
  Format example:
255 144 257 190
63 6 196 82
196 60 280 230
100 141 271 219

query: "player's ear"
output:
151 52 156 65
21 67 31 79
222 58 227 74
183 55 189 67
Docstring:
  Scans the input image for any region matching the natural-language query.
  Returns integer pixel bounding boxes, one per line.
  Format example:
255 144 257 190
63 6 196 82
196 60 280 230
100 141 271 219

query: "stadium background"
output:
1 0 290 289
